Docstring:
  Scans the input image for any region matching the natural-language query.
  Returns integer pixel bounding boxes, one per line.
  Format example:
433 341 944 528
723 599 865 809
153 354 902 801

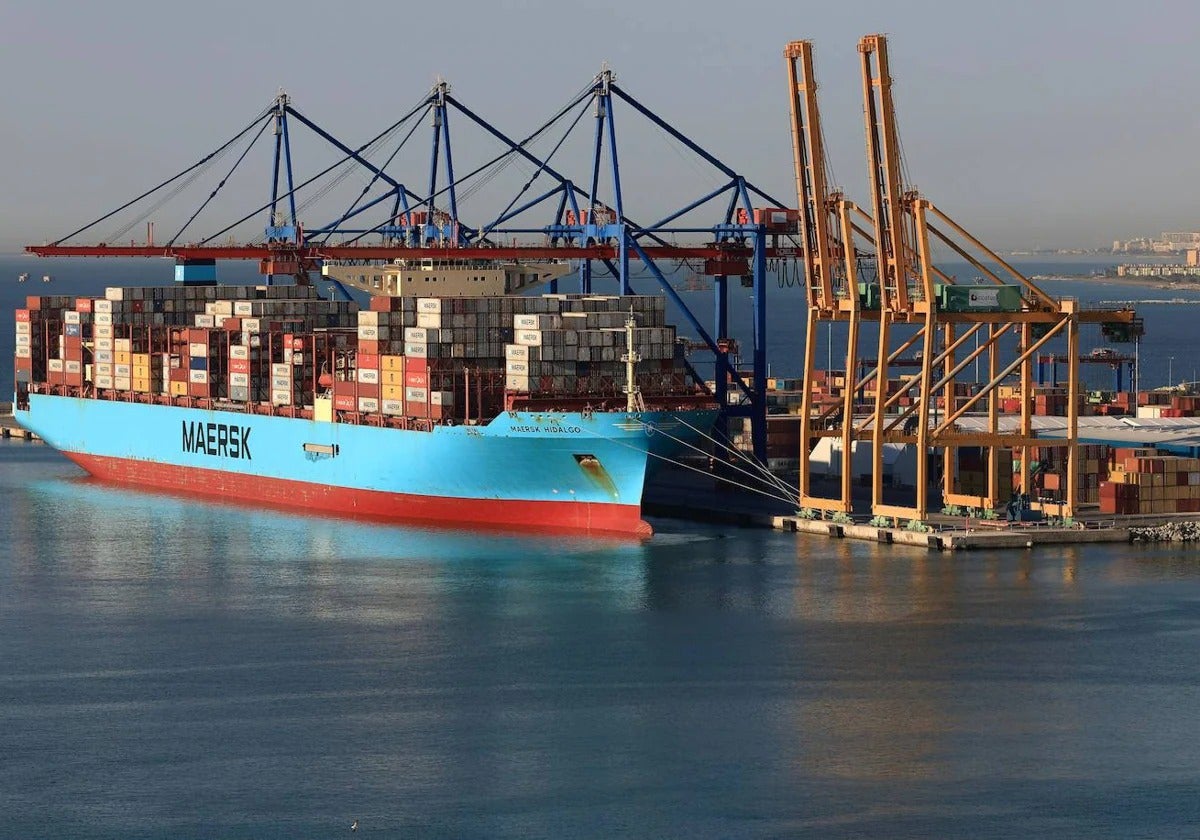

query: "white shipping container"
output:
404 386 428 403
95 312 113 326
113 377 132 390
271 363 291 376
95 338 114 351
404 342 428 358
229 372 250 387
64 360 82 374
242 318 261 333
64 311 81 325
95 325 113 339
515 330 543 347
95 375 114 389
404 327 434 343
505 374 530 392
14 333 30 347
114 338 132 353
194 314 216 328
513 314 561 330
94 299 114 313
114 364 132 378
271 376 292 390
229 345 250 360
14 322 30 335
14 347 31 358
416 312 442 329
358 325 380 340
381 399 404 416
505 360 528 376
357 397 380 414
188 369 209 384
271 390 293 406
94 363 113 376
357 368 380 385
417 297 442 314
189 342 208 357
104 287 125 301
430 390 454 406
357 311 380 326
48 359 64 373
95 350 113 363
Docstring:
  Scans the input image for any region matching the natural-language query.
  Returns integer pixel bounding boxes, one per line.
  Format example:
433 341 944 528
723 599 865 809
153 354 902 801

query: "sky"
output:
2 0 1198 253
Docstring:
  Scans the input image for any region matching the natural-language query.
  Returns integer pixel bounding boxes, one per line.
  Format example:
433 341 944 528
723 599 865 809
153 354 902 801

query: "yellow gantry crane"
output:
788 34 1140 523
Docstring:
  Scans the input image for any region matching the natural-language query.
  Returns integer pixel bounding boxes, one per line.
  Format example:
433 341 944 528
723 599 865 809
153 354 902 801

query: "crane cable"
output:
198 95 434 245
56 101 276 245
167 114 274 246
476 95 592 241
341 80 597 246
317 104 433 244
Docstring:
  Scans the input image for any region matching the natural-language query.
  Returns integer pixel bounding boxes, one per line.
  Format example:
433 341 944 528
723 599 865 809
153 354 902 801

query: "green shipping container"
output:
936 284 1023 313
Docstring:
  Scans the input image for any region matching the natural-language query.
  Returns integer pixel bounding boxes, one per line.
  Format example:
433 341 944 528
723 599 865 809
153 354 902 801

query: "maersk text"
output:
182 421 252 460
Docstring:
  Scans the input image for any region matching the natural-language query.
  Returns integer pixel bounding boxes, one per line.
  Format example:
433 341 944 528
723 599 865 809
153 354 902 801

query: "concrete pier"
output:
0 403 41 442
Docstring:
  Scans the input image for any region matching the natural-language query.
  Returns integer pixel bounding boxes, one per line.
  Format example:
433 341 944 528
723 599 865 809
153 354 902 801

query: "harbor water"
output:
2 440 1200 837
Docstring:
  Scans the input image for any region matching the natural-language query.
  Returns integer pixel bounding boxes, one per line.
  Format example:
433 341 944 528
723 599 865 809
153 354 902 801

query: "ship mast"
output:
622 310 644 413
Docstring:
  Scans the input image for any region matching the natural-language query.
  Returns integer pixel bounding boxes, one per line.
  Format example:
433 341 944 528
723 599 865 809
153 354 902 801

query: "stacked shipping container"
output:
15 288 699 426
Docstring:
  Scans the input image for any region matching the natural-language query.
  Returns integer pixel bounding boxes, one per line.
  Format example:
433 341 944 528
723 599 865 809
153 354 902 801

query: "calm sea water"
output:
2 440 1200 838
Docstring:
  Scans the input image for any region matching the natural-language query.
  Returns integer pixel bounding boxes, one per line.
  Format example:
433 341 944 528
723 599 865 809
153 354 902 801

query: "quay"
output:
644 465 1197 551
0 402 40 442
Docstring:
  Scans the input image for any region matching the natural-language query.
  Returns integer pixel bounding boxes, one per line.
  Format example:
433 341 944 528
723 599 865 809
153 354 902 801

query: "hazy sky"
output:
3 0 1198 252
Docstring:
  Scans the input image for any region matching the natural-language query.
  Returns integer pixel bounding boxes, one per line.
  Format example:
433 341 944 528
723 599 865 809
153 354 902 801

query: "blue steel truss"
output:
49 71 809 463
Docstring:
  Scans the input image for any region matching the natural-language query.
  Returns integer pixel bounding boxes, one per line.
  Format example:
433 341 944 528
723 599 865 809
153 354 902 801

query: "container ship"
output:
12 277 717 537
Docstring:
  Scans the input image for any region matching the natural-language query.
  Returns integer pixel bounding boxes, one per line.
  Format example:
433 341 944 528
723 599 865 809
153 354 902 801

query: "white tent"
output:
809 439 920 488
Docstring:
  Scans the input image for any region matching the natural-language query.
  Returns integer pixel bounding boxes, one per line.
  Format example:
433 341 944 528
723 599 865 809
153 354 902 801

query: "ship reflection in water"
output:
3 443 1200 837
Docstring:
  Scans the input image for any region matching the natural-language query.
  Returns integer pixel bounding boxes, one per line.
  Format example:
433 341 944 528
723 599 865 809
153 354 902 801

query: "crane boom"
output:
859 33 913 311
785 40 838 311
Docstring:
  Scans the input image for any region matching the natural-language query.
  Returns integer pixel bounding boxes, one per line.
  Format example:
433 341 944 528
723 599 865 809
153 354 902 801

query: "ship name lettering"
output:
182 421 252 460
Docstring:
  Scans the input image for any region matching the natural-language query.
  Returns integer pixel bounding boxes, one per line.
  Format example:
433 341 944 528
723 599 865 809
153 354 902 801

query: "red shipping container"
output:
222 317 242 332
14 357 32 371
333 394 356 411
15 309 30 323
47 371 63 386
229 359 250 375
75 298 93 313
357 339 380 355
357 353 380 369
333 380 357 397
405 371 428 389
187 382 211 397
170 368 189 382
64 372 84 387
405 357 428 373
406 400 429 418
356 383 381 399
25 296 41 310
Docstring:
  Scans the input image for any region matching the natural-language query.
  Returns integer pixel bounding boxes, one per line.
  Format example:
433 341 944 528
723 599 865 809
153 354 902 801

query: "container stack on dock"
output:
1100 448 1200 515
16 288 699 426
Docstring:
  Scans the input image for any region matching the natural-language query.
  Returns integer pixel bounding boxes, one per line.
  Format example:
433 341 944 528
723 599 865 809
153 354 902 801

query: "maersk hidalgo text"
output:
182 421 252 460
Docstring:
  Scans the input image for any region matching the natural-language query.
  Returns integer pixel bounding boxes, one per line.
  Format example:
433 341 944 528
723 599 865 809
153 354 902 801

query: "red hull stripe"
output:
64 452 653 538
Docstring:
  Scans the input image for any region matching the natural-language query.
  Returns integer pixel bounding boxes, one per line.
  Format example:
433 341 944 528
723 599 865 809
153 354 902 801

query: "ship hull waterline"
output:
16 393 718 538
